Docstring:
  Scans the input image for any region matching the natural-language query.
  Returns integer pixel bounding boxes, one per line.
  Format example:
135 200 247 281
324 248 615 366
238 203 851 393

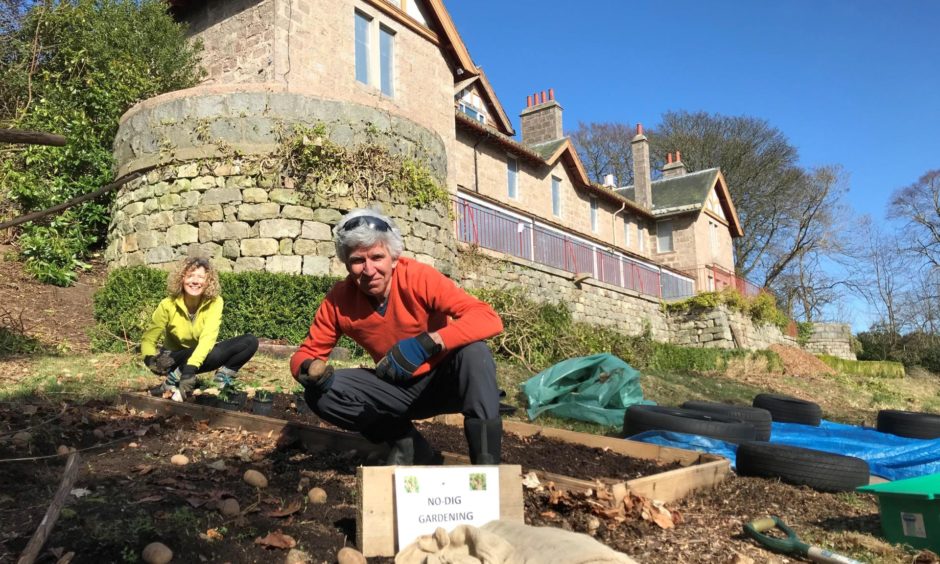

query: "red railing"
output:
709 265 762 297
455 196 693 299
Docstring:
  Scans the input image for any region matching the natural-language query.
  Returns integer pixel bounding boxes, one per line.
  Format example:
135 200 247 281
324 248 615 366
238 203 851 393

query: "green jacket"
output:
140 296 224 370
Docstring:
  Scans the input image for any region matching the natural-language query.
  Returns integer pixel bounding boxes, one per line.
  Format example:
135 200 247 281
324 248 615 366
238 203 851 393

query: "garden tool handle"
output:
805 546 865 564
744 516 804 554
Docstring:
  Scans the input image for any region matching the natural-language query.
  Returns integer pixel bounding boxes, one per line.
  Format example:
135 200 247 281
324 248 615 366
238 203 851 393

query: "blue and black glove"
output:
177 364 198 399
375 333 442 384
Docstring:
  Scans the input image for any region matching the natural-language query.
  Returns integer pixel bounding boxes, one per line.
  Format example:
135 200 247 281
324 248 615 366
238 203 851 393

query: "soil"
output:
769 344 837 378
0 247 105 353
3 398 937 564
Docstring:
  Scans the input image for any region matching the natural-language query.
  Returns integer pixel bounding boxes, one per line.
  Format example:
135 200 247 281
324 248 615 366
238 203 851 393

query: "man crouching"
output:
289 208 504 465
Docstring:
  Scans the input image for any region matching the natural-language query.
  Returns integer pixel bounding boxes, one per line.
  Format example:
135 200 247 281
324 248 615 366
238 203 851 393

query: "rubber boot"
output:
464 417 502 464
385 427 443 466
213 366 238 391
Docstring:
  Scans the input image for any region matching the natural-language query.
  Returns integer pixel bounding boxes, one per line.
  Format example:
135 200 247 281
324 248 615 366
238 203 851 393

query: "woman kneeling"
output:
141 257 258 401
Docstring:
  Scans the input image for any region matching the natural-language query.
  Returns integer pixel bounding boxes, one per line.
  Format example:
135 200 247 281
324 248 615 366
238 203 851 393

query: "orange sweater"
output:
290 258 503 378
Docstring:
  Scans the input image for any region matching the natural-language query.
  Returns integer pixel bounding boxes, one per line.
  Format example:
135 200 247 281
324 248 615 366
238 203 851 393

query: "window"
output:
624 219 632 247
590 197 598 232
354 12 395 96
551 176 561 217
458 102 486 123
379 26 395 96
709 220 719 255
354 12 371 85
507 156 518 199
657 220 674 252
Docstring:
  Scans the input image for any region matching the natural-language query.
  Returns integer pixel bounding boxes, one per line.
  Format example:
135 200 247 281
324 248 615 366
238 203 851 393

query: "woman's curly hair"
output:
166 257 221 300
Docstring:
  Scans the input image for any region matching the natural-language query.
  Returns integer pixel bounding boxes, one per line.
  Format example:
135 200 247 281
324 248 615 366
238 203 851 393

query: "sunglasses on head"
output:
339 216 391 233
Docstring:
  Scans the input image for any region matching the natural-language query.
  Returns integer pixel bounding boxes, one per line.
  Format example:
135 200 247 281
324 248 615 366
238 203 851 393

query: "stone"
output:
190 205 224 223
142 198 159 213
302 256 331 276
241 239 278 257
122 234 139 253
300 221 331 240
316 241 335 256
146 246 177 264
202 187 242 205
243 188 268 203
234 257 265 272
238 203 280 221
259 219 301 239
137 231 164 250
166 224 199 246
266 255 302 274
147 211 174 231
279 239 293 254
178 162 200 178
292 239 318 255
124 202 145 217
170 178 192 193
270 189 300 204
310 208 342 223
190 176 218 191
281 205 315 220
180 191 200 209
226 175 256 189
223 240 240 259
210 221 250 241
158 194 181 210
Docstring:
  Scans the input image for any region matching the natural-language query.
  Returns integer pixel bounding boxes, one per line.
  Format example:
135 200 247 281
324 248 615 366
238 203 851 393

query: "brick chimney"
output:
631 124 652 209
520 88 563 146
662 151 688 178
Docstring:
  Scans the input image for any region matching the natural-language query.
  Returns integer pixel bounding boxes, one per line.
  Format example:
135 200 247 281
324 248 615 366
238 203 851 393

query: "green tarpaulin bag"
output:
523 353 651 426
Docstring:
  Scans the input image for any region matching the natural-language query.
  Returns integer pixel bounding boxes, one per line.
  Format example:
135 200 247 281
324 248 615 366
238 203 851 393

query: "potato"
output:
243 469 268 488
141 541 173 564
336 547 366 564
170 454 189 466
307 487 327 504
218 498 240 517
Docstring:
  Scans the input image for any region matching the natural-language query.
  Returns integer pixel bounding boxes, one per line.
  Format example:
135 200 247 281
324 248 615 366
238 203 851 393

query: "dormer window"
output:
458 102 486 123
456 87 487 124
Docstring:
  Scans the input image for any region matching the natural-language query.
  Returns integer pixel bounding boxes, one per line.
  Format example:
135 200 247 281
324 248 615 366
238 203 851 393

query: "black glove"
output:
375 333 442 384
177 365 198 399
144 350 175 375
297 359 335 391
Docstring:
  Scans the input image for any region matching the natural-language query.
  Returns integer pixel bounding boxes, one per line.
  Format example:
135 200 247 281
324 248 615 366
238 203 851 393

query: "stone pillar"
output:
631 124 652 210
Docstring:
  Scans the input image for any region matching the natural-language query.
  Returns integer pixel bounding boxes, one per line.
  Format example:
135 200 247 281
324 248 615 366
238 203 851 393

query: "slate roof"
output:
615 168 720 216
528 139 567 160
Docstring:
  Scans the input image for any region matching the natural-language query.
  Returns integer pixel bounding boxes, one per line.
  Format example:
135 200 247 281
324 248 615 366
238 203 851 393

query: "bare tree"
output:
844 216 909 335
888 169 940 268
568 121 635 187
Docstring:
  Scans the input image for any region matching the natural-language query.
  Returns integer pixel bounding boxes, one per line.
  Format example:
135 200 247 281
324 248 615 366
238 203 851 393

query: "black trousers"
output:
165 334 259 374
304 341 499 443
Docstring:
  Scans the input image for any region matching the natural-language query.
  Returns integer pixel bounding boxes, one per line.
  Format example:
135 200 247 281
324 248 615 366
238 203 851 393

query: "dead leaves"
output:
533 479 681 531
255 530 297 549
264 500 302 518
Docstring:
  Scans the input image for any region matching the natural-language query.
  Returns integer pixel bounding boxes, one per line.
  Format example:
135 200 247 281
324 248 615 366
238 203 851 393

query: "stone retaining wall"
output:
667 306 797 350
105 161 455 275
107 87 456 275
804 323 857 360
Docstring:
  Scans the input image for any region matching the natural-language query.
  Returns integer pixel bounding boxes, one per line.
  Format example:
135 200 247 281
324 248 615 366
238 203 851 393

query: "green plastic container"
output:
857 473 940 551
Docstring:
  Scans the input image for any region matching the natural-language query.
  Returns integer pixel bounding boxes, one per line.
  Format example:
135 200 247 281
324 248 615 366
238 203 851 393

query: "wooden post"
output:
0 129 67 146
17 452 82 564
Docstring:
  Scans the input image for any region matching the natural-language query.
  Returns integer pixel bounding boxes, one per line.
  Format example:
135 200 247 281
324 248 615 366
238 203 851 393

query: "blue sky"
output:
447 0 940 328
447 0 940 222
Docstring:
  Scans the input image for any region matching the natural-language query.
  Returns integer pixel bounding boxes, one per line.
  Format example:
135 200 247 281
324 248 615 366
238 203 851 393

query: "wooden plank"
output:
625 458 731 503
358 464 523 557
121 393 383 455
17 452 81 564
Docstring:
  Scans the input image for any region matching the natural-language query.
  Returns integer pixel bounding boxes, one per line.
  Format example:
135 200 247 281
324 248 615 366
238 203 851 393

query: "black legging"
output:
164 334 259 374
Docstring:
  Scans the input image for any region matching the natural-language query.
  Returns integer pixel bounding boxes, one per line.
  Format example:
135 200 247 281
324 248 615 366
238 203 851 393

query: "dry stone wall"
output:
804 323 857 360
456 249 854 358
105 161 455 276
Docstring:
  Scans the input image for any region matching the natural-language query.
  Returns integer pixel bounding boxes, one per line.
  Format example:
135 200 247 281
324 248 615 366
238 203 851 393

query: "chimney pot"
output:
676 150 682 162
548 88 555 100
526 95 532 107
540 91 546 104
636 123 644 136
667 153 673 164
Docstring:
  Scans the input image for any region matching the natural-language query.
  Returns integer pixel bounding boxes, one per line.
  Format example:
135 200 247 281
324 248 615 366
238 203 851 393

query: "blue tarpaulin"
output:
630 419 940 481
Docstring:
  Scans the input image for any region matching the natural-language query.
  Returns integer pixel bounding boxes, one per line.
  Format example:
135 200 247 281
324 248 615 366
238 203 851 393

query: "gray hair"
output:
333 208 404 264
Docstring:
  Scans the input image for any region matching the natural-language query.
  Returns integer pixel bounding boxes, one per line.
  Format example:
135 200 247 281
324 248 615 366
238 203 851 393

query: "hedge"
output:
92 266 341 352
